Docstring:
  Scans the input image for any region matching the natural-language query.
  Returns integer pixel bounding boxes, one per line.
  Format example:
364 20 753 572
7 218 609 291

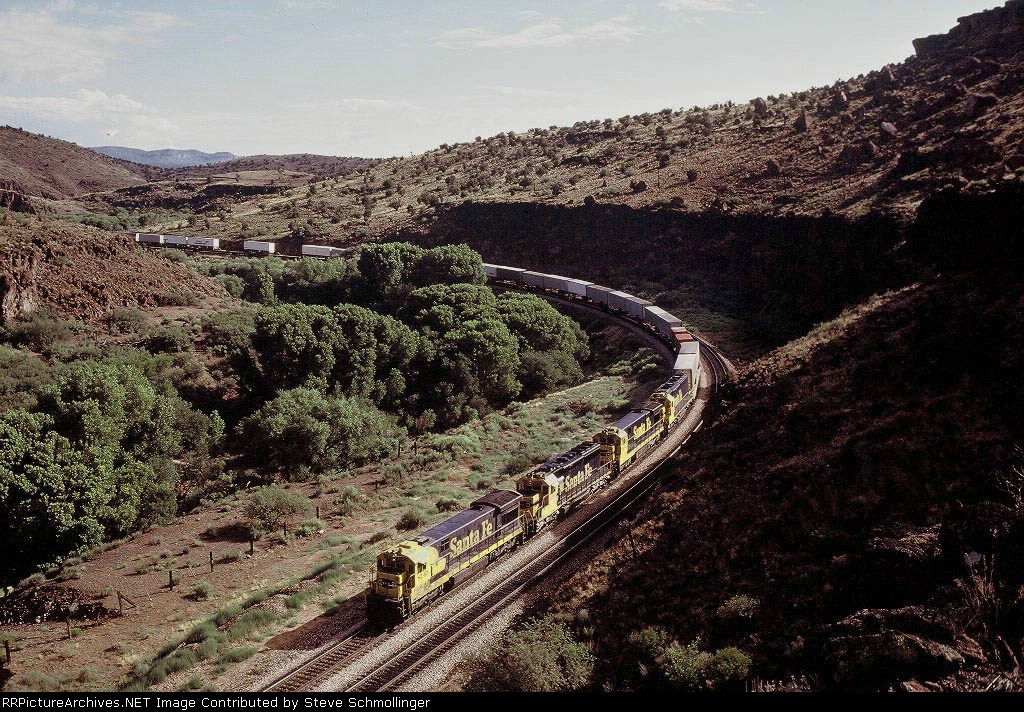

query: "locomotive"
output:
366 265 700 625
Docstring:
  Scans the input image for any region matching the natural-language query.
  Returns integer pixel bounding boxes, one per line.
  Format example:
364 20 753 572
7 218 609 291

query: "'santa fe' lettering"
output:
561 463 594 492
450 519 494 557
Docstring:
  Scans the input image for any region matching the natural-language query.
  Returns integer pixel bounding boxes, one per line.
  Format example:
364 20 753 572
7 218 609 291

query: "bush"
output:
107 308 149 335
219 646 257 664
464 617 594 691
435 496 462 512
4 310 77 351
243 485 312 536
191 581 215 601
715 594 759 620
215 274 246 298
707 647 751 686
396 508 428 531
295 519 324 537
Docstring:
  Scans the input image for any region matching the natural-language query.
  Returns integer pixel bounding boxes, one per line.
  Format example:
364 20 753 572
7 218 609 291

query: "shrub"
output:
464 617 593 691
219 646 257 664
243 485 312 536
396 508 428 531
435 496 462 512
107 308 149 335
191 581 215 601
4 310 77 351
707 647 751 686
715 594 759 620
295 519 324 537
228 608 278 640
219 549 244 563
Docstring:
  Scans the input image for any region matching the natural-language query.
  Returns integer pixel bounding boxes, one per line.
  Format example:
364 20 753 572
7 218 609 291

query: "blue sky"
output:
0 0 1000 157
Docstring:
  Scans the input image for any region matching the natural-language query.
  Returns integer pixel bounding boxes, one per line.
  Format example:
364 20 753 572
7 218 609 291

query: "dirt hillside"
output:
0 126 147 200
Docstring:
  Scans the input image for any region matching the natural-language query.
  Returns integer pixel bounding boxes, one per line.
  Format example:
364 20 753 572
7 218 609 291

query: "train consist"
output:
366 264 701 625
133 233 349 258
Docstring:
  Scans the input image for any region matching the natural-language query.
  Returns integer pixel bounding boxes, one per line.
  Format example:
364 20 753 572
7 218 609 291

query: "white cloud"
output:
0 89 182 147
0 3 181 84
436 15 647 49
658 0 763 21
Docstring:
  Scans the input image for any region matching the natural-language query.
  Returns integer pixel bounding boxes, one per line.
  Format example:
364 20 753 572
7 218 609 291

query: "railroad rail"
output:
261 335 728 693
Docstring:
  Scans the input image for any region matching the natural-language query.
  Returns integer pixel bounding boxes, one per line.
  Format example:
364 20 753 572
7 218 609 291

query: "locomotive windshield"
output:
377 554 406 575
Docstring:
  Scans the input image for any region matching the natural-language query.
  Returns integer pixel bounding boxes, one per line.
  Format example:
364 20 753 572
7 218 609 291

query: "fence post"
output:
249 539 254 557
117 591 124 616
316 505 320 520
168 571 174 590
65 617 72 640
209 550 214 572
4 639 11 665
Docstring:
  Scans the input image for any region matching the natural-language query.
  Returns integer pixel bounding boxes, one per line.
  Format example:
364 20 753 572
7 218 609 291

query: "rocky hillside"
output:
90 146 236 169
170 153 380 179
0 126 147 200
536 130 1024 692
0 217 225 325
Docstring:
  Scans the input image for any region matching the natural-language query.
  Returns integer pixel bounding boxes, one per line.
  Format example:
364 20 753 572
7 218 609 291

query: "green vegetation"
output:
621 627 751 691
242 485 311 535
464 617 594 691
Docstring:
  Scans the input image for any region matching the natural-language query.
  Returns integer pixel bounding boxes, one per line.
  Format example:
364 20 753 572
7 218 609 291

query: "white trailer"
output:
673 352 701 383
301 244 347 258
495 265 526 282
134 233 163 245
186 236 220 249
482 263 498 278
522 271 547 288
243 240 276 254
564 278 593 297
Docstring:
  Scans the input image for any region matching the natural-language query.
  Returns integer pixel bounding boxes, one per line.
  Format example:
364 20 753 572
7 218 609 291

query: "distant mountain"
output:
90 146 237 169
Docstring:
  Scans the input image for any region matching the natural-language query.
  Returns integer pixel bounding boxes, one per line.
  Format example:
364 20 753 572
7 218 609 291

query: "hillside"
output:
112 0 1024 257
0 217 226 325
170 154 381 179
0 126 147 200
533 183 1024 691
91 147 237 169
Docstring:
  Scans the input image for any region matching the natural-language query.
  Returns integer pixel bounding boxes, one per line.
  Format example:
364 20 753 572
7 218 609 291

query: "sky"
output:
0 0 1002 157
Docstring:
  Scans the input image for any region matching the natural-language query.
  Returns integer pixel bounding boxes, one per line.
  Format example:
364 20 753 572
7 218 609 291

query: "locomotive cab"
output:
516 472 560 536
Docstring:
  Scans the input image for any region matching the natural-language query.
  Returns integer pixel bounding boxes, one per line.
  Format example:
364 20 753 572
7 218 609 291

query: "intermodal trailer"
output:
585 284 616 307
163 234 189 247
186 236 220 249
482 263 498 278
243 240 276 254
494 265 526 282
678 341 700 356
645 306 684 341
134 233 163 245
522 271 548 289
301 244 346 258
673 352 700 384
542 274 572 292
621 294 654 319
563 278 593 297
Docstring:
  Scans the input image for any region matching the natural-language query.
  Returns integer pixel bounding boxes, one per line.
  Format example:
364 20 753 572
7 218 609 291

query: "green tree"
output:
236 388 401 479
242 484 312 535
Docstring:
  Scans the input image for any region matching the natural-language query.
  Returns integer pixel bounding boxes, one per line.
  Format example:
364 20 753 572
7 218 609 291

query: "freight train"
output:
133 233 349 258
366 264 701 625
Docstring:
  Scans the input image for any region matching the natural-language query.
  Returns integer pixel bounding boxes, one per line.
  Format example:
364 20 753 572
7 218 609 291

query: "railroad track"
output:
346 342 730 692
256 280 730 693
263 625 382 692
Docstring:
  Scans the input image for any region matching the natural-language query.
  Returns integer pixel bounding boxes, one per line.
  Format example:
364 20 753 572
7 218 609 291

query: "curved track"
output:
261 285 731 693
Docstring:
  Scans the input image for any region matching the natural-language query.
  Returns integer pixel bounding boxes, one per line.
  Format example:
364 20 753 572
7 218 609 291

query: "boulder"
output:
830 91 850 112
686 169 699 182
794 112 810 133
879 121 899 142
766 158 782 177
963 92 999 119
753 97 768 117
878 66 897 88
